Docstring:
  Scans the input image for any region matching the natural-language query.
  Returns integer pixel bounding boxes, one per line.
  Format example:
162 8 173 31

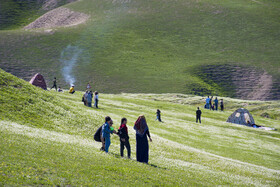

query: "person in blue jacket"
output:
102 116 117 153
87 91 93 107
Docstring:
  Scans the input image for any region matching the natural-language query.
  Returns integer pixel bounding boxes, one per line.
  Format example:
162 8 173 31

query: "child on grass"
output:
102 116 117 153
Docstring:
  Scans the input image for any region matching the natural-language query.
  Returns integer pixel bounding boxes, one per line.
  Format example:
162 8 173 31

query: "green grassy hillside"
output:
0 0 279 99
1 69 280 186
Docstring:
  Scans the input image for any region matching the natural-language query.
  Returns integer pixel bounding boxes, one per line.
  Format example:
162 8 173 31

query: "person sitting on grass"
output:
156 109 162 122
58 87 63 92
118 118 131 158
102 116 117 153
69 85 75 94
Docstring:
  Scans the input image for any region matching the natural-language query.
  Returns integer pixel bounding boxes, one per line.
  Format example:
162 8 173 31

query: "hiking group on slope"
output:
82 90 99 108
94 115 152 164
205 96 224 111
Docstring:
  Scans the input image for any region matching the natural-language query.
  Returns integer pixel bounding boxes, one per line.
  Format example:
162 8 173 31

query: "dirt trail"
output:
24 7 89 29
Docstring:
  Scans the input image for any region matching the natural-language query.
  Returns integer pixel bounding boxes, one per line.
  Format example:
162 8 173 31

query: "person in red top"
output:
118 118 131 158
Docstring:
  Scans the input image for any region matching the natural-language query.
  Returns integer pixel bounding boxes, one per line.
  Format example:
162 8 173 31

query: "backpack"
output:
94 125 103 142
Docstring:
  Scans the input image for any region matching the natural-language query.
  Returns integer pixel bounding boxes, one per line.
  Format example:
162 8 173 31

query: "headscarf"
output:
134 115 148 137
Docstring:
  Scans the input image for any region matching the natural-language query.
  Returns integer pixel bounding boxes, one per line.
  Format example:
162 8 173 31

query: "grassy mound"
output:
0 0 279 99
1 69 280 185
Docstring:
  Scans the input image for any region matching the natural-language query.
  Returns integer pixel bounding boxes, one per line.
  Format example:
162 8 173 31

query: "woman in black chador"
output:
134 115 152 163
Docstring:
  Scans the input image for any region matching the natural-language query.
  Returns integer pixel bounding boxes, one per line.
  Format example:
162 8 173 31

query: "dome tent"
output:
226 108 255 126
29 73 47 90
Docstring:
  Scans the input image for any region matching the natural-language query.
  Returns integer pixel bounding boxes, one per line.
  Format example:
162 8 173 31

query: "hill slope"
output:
0 69 280 185
0 0 280 100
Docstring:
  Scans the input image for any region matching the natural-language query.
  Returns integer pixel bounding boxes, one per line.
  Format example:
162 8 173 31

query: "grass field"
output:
1 69 280 186
0 0 280 98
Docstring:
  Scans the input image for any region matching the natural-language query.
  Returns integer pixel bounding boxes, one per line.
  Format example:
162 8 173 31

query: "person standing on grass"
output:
205 96 210 109
118 118 131 158
51 77 57 91
94 124 105 151
87 91 93 107
196 107 202 123
94 91 99 108
82 91 88 106
156 109 162 122
134 115 152 163
102 116 117 153
220 99 224 111
209 96 213 110
214 97 218 110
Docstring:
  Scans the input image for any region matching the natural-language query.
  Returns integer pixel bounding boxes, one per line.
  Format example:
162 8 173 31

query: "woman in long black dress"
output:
134 115 152 163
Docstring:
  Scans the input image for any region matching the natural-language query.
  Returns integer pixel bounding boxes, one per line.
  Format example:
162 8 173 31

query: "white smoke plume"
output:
60 45 82 86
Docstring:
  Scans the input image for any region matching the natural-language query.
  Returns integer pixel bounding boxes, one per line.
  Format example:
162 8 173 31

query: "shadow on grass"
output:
108 152 167 170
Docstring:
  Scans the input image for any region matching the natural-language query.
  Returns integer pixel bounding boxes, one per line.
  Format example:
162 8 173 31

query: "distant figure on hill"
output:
214 97 218 110
102 116 117 153
220 99 224 111
86 82 91 90
134 115 152 163
58 87 63 92
196 107 202 123
69 85 75 94
50 77 57 91
156 109 162 122
87 91 93 107
94 91 99 108
118 118 131 158
205 96 210 109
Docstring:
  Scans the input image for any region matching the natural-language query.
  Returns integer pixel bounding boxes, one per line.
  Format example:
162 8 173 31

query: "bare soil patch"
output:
42 0 77 11
196 65 280 100
24 7 89 29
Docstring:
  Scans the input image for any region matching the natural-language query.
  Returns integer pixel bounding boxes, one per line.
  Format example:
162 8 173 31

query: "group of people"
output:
205 96 224 111
94 115 152 163
82 91 99 108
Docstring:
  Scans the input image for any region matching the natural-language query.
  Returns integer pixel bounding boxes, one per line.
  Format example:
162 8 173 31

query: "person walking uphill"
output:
102 116 116 153
51 77 57 91
134 115 152 163
118 118 131 158
156 109 162 122
196 107 202 123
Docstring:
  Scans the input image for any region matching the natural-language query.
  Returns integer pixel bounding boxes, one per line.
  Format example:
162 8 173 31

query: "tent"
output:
226 108 255 126
29 73 47 90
